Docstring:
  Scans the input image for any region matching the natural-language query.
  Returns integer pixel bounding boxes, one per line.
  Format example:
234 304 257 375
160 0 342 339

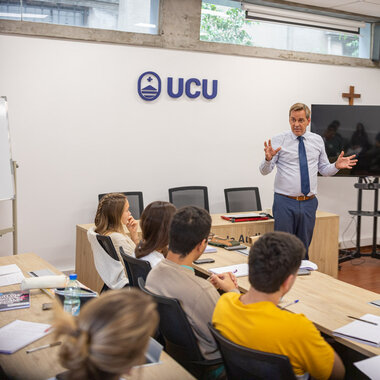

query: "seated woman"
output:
87 193 140 288
135 201 176 267
95 193 140 257
53 288 158 380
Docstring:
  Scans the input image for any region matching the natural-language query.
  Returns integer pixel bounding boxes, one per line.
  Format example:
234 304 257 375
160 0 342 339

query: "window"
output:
200 1 371 59
0 0 160 35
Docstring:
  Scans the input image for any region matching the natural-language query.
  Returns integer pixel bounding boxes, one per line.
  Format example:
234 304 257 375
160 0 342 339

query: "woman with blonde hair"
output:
53 288 158 380
135 201 176 267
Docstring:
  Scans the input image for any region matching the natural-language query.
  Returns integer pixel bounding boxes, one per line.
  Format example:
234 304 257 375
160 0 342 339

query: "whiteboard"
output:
0 97 15 201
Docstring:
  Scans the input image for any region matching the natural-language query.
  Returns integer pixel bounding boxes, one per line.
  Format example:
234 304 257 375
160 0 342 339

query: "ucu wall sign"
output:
138 71 218 101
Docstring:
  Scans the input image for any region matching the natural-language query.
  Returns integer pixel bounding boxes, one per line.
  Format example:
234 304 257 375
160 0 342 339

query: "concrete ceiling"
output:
282 0 380 17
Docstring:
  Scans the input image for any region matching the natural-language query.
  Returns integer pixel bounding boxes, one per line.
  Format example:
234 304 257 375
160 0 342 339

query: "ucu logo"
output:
138 71 218 101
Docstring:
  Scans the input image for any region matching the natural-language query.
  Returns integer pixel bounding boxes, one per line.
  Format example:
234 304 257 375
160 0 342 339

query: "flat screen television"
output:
311 105 380 177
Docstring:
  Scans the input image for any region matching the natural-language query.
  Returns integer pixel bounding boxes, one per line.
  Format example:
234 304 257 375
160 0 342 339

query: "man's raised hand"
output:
264 139 281 161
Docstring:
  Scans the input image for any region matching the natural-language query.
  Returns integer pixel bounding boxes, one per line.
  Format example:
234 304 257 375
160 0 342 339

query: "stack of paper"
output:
0 320 50 354
0 264 25 287
300 260 318 271
333 314 380 347
209 263 248 277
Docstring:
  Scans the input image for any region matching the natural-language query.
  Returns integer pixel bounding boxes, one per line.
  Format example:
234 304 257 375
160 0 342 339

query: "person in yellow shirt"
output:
212 231 345 380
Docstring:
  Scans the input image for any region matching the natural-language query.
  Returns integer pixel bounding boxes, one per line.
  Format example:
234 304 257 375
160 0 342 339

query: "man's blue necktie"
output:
298 136 310 196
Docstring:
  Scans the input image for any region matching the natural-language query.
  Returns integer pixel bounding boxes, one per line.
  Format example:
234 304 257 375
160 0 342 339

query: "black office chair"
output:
208 323 296 380
96 234 121 293
168 186 210 212
224 187 262 213
119 247 151 287
98 191 144 219
138 278 222 379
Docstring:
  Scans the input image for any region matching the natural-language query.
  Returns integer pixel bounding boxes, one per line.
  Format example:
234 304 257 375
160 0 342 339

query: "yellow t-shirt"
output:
212 292 334 380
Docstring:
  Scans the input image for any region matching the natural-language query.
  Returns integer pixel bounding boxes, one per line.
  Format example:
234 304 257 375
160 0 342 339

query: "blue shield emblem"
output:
138 71 161 101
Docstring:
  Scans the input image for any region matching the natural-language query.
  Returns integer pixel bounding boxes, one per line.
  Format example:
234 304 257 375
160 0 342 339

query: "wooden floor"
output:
338 255 380 294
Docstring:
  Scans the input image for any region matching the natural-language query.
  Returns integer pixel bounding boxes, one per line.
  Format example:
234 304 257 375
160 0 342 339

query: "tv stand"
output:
340 177 380 262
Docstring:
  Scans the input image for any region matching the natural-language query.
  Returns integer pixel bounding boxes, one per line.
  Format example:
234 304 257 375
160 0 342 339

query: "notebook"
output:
0 320 50 354
0 290 30 312
333 314 380 347
221 213 269 223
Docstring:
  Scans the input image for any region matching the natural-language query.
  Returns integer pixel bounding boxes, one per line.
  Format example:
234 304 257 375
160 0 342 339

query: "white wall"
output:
0 35 379 270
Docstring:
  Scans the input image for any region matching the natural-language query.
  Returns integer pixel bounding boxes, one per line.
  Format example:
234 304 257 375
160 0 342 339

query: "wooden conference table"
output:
193 247 380 358
0 254 194 380
76 210 339 292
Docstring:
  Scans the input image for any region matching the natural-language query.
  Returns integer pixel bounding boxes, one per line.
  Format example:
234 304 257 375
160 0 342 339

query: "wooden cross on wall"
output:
342 86 361 105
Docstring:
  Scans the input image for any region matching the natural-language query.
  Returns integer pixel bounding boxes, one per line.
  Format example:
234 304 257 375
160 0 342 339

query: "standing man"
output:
259 103 357 258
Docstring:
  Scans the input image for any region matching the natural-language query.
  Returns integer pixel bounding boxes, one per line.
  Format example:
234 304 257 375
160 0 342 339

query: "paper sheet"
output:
354 355 380 380
0 264 25 287
333 314 380 347
205 245 217 253
209 263 248 277
0 319 50 354
300 260 318 271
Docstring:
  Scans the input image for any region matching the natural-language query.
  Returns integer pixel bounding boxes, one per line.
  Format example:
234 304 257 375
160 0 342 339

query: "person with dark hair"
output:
146 206 239 362
135 201 177 267
213 232 345 380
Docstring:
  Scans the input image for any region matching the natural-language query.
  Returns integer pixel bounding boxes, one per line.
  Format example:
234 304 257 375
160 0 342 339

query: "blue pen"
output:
281 299 299 309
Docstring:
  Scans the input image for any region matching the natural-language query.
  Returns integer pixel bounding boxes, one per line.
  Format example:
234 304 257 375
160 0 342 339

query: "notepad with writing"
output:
209 263 248 277
0 320 51 354
333 314 380 347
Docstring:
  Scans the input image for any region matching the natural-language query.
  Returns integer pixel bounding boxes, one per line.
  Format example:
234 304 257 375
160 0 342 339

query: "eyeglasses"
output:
207 232 215 242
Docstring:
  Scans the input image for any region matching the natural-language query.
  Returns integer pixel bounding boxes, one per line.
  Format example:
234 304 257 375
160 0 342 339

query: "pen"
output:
281 300 299 309
26 341 61 354
347 316 378 326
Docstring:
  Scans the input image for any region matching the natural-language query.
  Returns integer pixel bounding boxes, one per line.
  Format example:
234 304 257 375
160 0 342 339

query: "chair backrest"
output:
96 234 120 261
138 277 205 363
119 247 151 287
168 186 209 212
224 187 262 213
208 323 296 380
98 191 144 219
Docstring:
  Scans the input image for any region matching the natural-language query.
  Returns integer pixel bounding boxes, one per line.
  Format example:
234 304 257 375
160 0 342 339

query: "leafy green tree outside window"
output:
200 3 253 46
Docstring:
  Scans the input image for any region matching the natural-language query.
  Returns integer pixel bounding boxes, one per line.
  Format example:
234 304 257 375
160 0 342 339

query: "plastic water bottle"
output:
63 274 81 316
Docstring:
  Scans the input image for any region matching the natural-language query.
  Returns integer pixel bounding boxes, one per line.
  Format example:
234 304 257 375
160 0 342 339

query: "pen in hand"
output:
281 300 299 309
347 316 378 326
26 341 61 354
